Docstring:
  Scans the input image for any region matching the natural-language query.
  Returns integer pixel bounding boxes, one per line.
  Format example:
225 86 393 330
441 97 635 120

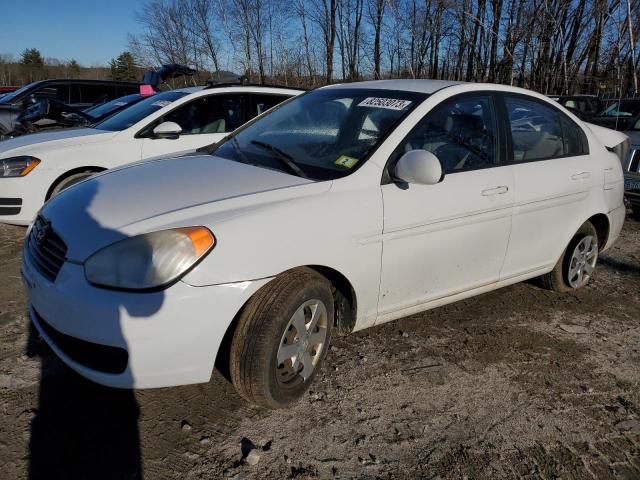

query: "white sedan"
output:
0 84 302 225
21 80 626 409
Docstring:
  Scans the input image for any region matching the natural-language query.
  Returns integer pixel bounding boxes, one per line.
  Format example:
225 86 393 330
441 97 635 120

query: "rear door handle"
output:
481 186 509 196
571 171 591 180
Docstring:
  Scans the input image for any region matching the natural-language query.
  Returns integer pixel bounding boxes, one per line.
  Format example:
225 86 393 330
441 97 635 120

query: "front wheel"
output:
539 222 599 292
229 268 334 409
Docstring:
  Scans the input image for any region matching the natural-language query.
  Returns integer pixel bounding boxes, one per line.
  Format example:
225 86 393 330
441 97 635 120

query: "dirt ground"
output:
0 217 639 480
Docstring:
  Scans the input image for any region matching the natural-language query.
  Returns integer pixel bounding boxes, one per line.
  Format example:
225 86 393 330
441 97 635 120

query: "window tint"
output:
506 97 586 161
33 85 69 103
598 100 640 118
391 96 497 173
147 94 246 135
560 116 584 155
77 84 112 104
252 94 290 116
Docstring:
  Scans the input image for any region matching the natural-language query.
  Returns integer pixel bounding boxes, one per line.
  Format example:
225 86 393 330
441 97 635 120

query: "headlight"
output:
84 227 215 290
0 156 41 177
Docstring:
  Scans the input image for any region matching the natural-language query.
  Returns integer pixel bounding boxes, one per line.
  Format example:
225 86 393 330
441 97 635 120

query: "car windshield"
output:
85 94 142 118
94 91 188 131
0 82 37 103
211 88 426 180
598 101 640 118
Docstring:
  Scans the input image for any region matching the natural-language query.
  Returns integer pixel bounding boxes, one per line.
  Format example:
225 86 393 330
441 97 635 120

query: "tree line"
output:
128 0 640 96
1 1 638 97
0 48 124 87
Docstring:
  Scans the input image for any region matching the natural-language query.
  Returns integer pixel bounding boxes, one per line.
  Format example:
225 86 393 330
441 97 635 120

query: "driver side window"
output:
147 94 246 136
391 96 497 173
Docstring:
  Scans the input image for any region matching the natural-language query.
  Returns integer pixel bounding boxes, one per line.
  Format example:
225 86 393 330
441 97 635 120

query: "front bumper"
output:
0 174 48 226
22 257 272 389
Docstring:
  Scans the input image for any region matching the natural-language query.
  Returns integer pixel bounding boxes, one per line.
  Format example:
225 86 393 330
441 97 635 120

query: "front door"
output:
378 94 514 317
140 93 248 160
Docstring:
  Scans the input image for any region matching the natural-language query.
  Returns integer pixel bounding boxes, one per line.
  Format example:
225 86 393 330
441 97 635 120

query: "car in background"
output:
20 80 626 409
556 94 603 121
0 79 140 138
37 91 153 131
622 118 640 218
0 86 19 100
0 84 303 225
590 98 640 131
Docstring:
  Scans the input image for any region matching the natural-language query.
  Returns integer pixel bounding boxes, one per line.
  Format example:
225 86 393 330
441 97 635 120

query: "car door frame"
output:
134 91 251 140
375 90 515 323
494 91 597 280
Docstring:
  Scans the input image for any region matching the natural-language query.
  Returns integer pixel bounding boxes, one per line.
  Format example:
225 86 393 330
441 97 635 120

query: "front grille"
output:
33 309 128 374
26 216 67 282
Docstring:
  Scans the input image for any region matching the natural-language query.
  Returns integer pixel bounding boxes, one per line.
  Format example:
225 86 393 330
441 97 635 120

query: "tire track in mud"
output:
0 220 639 479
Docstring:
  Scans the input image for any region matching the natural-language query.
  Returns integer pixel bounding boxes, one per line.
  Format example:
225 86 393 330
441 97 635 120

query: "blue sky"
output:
0 0 141 66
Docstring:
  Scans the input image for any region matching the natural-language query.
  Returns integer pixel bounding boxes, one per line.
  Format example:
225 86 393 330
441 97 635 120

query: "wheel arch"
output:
214 265 358 378
46 166 106 200
586 213 610 251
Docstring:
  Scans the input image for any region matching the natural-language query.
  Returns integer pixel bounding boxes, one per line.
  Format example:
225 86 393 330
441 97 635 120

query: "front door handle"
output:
571 171 591 180
481 186 509 196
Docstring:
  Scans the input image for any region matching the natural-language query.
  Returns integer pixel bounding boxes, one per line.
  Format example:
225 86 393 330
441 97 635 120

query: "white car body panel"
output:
21 80 625 389
0 86 302 225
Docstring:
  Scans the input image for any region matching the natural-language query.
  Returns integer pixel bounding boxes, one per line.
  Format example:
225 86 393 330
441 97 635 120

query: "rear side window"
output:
78 84 112 104
33 85 69 103
505 97 587 162
391 96 498 173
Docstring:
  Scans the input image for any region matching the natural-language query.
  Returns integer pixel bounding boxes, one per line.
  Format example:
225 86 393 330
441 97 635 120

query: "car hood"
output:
0 128 117 157
41 155 319 261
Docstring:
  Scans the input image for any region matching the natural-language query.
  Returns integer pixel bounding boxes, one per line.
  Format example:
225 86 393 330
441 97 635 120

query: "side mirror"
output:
153 121 182 139
394 149 444 185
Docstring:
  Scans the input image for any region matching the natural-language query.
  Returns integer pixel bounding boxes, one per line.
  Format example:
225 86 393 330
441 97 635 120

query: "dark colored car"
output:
556 95 604 120
0 79 140 137
591 98 640 131
623 125 640 218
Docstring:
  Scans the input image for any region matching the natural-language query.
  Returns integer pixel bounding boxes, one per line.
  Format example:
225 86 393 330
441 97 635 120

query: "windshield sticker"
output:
151 100 172 108
358 97 412 110
335 155 359 169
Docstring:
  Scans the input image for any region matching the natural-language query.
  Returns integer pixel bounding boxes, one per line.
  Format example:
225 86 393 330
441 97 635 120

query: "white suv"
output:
21 80 626 409
0 84 302 225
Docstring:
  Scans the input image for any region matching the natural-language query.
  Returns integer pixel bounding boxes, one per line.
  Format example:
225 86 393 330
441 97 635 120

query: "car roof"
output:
321 79 463 94
30 79 140 86
171 84 304 95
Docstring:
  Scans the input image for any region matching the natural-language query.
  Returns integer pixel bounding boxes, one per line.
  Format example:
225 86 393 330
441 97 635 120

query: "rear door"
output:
139 93 249 159
499 94 598 279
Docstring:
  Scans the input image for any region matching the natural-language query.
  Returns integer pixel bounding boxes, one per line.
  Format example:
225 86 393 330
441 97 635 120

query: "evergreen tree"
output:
110 52 138 81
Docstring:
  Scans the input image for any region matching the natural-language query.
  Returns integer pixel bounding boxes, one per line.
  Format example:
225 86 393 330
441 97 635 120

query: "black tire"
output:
49 171 96 198
632 205 640 221
230 268 334 409
538 222 599 292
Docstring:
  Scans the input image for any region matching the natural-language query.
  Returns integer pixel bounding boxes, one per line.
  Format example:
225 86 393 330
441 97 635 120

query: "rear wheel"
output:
539 222 599 292
632 204 640 220
49 171 97 198
230 268 333 409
